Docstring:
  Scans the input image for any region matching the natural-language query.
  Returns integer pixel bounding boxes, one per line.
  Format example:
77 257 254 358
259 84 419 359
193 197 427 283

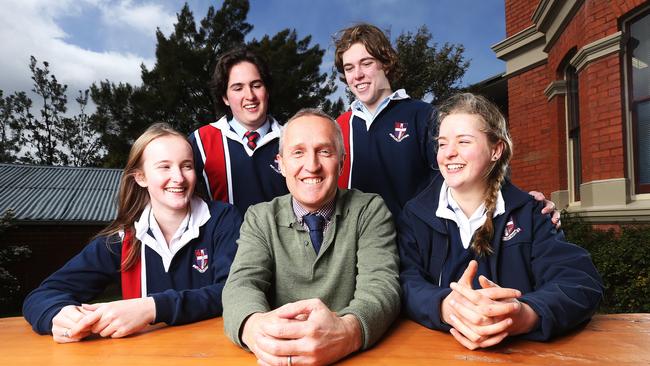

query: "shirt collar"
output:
228 116 271 140
292 195 336 224
133 196 211 272
436 182 506 219
435 182 506 249
350 89 410 128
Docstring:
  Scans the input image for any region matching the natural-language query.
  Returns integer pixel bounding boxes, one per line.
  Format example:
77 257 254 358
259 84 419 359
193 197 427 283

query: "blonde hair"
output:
437 93 513 256
95 122 190 270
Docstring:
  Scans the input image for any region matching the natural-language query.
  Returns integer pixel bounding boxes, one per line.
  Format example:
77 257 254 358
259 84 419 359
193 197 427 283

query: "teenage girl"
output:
398 93 603 350
23 123 242 343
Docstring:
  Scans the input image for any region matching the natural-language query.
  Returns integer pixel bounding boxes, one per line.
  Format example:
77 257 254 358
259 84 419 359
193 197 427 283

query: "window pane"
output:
631 14 650 100
637 101 650 185
566 66 580 130
565 64 581 200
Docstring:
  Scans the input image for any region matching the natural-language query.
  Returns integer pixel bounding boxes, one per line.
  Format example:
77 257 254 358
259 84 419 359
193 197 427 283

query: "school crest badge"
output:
192 248 209 273
502 216 522 241
269 156 282 174
389 122 410 142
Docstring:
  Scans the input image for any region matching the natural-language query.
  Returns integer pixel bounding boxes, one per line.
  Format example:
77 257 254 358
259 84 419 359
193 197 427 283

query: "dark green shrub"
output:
562 211 650 313
0 209 31 316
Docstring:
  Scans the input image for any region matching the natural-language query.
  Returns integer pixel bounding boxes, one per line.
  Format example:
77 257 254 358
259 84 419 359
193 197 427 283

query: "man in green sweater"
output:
223 108 400 365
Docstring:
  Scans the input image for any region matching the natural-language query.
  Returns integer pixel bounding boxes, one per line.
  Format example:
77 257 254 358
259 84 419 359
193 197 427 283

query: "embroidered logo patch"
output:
192 248 209 273
389 122 410 142
502 216 522 241
269 156 282 174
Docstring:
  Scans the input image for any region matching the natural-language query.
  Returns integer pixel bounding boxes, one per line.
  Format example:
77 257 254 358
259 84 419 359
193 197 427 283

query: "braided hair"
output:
437 93 513 256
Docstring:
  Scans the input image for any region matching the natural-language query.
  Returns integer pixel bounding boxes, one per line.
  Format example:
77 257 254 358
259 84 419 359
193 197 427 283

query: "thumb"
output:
458 260 478 287
479 275 500 289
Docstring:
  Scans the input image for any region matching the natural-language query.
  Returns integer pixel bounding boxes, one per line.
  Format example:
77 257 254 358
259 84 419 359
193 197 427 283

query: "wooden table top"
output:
1 314 649 365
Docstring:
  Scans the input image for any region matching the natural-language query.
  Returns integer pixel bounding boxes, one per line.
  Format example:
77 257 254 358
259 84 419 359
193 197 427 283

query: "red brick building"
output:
492 0 650 223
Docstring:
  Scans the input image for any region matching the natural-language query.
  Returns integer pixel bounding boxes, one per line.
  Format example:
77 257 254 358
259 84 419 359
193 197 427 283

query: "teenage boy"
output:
333 24 560 223
190 48 288 213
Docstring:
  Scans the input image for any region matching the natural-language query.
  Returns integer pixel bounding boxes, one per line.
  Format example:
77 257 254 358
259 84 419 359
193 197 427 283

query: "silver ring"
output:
63 328 71 338
287 355 292 366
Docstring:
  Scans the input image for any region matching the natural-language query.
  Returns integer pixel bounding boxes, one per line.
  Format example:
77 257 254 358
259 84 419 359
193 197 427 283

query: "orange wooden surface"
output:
1 314 649 365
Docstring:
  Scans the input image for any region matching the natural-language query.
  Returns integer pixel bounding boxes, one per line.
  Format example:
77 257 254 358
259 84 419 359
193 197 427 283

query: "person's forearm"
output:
340 314 363 355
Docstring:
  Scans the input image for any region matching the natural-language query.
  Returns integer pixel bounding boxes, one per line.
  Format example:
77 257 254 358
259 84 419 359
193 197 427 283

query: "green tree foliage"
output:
249 30 335 122
321 97 346 119
89 81 141 168
0 91 29 163
0 56 103 166
91 1 254 168
60 90 103 167
20 56 69 165
138 1 252 132
0 209 31 313
393 26 469 104
562 213 650 313
91 0 335 167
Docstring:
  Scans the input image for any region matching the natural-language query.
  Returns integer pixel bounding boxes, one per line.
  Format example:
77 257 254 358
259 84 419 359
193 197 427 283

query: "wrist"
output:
511 301 539 335
341 314 362 353
145 297 156 324
241 312 262 349
440 296 453 325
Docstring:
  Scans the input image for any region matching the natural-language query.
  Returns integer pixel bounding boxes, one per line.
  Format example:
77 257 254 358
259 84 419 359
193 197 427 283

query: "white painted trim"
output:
544 80 567 100
570 32 623 72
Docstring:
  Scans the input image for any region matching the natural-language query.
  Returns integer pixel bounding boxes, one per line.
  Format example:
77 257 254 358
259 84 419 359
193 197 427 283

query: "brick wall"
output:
506 0 645 39
507 64 560 195
505 0 647 194
579 54 626 181
505 0 539 36
583 0 646 43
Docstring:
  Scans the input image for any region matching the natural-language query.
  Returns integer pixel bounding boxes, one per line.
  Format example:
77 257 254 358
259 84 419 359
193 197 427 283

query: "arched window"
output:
565 64 581 201
627 9 650 193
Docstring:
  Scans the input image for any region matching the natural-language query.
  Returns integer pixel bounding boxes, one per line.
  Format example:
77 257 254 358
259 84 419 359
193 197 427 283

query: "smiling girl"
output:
23 123 242 343
398 93 603 350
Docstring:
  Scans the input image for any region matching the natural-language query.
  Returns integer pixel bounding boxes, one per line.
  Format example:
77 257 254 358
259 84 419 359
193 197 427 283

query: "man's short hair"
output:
279 108 345 163
333 23 400 85
209 47 273 115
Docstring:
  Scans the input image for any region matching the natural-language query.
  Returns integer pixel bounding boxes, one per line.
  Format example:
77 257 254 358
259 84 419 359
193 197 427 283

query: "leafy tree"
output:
91 0 335 167
249 29 335 122
334 26 468 108
60 90 103 167
0 209 31 313
18 56 69 165
393 26 469 104
138 0 252 132
0 91 30 163
4 56 102 166
89 81 143 168
91 0 253 159
321 97 346 119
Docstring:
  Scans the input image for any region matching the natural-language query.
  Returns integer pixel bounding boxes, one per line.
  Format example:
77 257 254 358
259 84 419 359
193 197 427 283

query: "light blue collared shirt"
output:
228 117 271 146
350 89 410 130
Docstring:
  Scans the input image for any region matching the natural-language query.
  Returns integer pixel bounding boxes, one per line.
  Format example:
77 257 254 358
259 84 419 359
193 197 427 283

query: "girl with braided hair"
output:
397 93 603 350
